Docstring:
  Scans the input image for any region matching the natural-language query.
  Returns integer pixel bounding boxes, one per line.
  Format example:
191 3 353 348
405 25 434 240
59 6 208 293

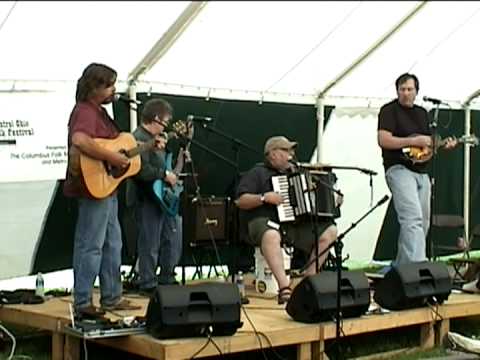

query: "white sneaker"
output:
462 280 480 293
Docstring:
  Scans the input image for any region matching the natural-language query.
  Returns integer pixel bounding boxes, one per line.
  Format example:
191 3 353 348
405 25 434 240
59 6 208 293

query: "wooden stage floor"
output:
1 286 480 360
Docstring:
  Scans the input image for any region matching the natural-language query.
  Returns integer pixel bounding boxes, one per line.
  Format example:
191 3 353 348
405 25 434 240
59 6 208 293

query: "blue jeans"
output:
73 195 123 309
385 164 431 264
135 200 183 289
158 214 183 283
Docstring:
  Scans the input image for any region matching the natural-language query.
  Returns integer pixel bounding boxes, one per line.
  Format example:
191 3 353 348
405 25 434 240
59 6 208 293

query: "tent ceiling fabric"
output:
1 1 480 107
0 1 188 80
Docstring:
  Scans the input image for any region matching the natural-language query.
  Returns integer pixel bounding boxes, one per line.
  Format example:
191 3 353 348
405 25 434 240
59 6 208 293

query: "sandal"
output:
277 286 292 305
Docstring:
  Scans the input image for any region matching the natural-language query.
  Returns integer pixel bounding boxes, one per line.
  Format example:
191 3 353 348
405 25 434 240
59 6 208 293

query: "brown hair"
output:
75 63 117 102
141 98 173 124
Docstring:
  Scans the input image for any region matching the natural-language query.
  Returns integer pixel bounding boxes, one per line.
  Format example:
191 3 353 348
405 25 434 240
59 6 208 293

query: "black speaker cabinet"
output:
146 282 243 339
286 270 370 323
183 196 230 246
374 261 452 311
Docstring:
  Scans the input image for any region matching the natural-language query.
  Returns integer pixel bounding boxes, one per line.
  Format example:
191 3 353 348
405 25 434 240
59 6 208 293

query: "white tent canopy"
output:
1 1 480 107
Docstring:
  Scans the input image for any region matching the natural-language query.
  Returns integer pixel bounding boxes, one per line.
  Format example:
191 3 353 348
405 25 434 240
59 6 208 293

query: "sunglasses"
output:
153 119 169 127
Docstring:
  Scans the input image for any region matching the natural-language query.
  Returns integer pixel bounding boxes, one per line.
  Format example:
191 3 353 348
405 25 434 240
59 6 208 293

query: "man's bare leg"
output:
261 229 290 289
305 224 337 276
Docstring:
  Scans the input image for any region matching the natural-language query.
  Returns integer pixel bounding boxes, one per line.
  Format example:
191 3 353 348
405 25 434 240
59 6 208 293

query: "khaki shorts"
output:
247 216 334 255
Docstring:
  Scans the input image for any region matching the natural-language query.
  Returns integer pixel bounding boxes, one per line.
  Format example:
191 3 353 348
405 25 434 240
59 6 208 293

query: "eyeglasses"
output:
153 119 168 127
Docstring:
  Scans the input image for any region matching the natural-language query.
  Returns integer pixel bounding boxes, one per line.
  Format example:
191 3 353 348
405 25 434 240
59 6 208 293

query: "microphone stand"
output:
427 105 440 260
299 167 321 274
297 194 389 360
307 164 377 207
191 123 262 288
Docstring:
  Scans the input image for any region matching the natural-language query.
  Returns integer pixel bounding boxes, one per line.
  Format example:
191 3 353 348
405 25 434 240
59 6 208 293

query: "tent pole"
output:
464 107 471 250
316 97 325 163
316 1 427 100
462 89 480 252
127 1 207 83
128 82 138 131
126 1 207 131
313 1 427 162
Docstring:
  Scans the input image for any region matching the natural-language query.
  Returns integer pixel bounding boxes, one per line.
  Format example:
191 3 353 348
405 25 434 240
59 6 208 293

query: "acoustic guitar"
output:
402 134 479 164
152 120 193 216
69 133 157 199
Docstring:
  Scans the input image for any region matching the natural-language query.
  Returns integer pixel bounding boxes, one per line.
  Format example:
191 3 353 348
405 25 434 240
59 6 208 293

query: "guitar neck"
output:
125 139 155 158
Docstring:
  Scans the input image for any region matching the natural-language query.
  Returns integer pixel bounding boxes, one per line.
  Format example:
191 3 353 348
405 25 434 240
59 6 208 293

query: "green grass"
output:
0 325 50 360
390 348 449 360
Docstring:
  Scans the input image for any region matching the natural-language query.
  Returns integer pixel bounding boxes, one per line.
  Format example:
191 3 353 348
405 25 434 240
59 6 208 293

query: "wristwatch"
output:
260 194 265 203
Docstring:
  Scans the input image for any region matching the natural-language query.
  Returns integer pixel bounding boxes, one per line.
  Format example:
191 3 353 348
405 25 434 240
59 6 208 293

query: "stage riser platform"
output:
0 290 479 359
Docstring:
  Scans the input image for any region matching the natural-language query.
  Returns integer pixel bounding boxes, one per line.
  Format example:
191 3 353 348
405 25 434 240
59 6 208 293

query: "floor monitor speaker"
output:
146 282 242 338
373 261 452 310
286 270 370 323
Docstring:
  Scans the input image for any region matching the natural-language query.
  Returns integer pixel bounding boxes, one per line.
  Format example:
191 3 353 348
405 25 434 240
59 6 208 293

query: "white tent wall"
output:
312 108 388 262
0 89 116 280
0 181 58 279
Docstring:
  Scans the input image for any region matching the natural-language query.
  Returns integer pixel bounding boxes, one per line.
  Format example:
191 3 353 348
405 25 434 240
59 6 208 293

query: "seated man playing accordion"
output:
235 136 338 305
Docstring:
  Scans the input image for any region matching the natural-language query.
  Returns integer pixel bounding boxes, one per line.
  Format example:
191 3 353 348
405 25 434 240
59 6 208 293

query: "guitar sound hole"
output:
103 161 130 178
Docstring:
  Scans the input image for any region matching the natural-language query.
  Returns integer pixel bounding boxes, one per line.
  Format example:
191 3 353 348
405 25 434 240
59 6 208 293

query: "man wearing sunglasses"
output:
127 98 187 296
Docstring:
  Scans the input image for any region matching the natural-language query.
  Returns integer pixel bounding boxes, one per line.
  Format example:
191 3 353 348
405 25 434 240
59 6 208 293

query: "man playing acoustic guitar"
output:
377 73 457 264
127 98 191 296
64 63 141 318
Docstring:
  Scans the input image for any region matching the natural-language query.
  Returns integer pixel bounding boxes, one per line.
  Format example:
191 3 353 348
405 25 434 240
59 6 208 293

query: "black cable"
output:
255 331 290 360
188 327 224 359
189 335 212 359
427 299 444 322
208 333 224 357
324 314 350 359
241 305 270 360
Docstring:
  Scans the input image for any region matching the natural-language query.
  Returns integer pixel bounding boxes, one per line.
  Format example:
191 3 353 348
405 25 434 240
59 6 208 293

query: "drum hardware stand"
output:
297 194 389 360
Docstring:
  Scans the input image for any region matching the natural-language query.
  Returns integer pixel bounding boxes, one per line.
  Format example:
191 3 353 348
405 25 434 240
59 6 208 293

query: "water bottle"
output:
236 271 245 298
35 272 44 297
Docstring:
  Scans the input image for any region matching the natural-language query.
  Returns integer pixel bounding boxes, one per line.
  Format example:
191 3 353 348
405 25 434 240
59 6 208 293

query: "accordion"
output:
271 171 339 223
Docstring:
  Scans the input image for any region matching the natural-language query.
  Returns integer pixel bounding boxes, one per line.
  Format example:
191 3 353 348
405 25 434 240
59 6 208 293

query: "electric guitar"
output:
69 133 157 199
152 120 193 216
402 134 479 164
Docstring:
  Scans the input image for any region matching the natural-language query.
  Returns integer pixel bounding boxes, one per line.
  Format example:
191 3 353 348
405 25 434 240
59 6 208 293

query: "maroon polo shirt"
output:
63 101 120 198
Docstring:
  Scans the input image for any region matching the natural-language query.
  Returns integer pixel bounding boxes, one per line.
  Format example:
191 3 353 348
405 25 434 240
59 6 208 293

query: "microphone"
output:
114 94 142 105
423 96 447 105
359 168 377 176
378 194 389 206
187 114 212 122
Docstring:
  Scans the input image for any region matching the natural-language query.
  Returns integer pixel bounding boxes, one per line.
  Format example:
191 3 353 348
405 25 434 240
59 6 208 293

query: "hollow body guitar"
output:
69 133 156 199
402 133 478 164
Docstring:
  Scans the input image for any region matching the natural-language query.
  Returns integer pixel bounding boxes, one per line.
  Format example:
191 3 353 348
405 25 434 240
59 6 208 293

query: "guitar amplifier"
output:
182 196 230 246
